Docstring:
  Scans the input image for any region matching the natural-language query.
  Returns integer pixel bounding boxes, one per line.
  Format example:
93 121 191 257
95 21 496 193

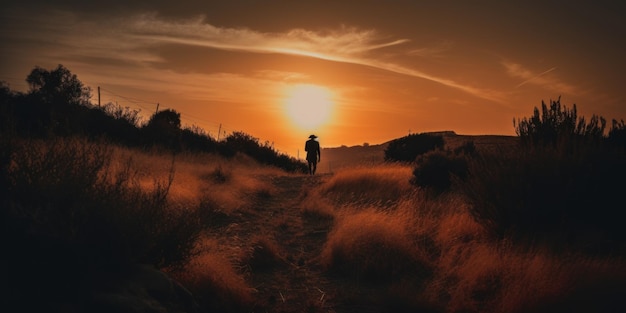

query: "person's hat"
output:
309 134 317 139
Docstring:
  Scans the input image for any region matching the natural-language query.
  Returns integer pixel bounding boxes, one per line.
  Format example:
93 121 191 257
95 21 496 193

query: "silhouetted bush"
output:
180 125 219 152
411 148 470 194
514 97 606 148
608 119 626 150
462 101 626 251
222 131 308 173
384 133 444 162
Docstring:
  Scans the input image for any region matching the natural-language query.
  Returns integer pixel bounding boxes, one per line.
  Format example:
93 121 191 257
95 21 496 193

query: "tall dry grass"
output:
3 136 282 312
306 163 626 312
316 164 415 208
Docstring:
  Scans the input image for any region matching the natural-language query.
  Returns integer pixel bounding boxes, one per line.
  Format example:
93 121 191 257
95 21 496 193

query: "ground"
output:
205 174 341 312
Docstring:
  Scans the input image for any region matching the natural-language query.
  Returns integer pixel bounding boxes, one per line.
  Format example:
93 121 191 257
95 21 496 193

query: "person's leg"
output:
312 161 317 174
308 161 313 175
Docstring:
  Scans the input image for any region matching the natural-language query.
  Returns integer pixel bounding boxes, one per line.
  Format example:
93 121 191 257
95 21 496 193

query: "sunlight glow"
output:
283 84 335 130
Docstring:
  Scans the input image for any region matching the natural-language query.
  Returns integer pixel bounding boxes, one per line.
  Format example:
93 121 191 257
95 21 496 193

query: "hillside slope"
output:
320 132 517 172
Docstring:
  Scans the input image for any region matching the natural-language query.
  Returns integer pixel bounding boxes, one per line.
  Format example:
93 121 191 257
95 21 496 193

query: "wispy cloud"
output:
515 67 557 88
126 14 506 103
2 9 507 104
504 62 576 94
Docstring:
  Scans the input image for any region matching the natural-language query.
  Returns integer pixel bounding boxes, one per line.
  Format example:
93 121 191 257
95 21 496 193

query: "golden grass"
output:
317 164 415 208
108 146 279 212
97 146 626 312
308 163 626 312
170 251 254 312
321 209 433 284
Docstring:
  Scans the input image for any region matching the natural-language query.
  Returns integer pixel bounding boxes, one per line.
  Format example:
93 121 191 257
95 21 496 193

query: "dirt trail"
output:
207 174 338 312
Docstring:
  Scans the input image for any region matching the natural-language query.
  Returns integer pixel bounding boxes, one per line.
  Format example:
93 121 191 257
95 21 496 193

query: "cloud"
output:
1 8 507 105
504 62 576 95
124 14 506 103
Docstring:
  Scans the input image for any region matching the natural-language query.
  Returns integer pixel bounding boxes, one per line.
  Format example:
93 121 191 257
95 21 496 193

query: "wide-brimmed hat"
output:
309 134 317 139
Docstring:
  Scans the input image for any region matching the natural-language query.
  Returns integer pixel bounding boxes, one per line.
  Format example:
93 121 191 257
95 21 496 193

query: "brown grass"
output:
37 139 622 313
317 164 415 208
169 251 254 313
307 164 626 312
321 210 433 284
240 235 286 272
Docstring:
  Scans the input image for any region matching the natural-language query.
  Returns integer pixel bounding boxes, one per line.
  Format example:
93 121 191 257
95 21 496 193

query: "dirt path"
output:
206 174 339 312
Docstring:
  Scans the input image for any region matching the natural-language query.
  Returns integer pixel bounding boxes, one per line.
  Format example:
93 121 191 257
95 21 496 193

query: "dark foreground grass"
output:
2 136 207 310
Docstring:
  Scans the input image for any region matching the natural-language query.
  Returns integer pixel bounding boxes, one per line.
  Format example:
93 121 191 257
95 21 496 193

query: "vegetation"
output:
514 97 606 147
384 132 444 162
0 64 307 173
410 141 475 194
461 98 626 251
3 64 626 313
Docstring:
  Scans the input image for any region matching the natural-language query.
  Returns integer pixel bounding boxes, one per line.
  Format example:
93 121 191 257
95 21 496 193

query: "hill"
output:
319 131 518 172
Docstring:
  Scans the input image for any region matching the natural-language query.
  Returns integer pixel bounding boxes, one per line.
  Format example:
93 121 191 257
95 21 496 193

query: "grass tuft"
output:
170 252 254 313
321 210 433 284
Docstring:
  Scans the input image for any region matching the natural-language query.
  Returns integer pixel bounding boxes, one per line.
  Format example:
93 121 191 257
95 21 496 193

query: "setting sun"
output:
283 84 335 130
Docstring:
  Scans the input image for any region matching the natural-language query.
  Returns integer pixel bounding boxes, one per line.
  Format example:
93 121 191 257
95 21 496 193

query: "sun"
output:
283 84 334 130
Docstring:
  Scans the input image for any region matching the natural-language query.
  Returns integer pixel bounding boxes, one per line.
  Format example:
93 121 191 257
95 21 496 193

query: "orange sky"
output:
1 1 625 157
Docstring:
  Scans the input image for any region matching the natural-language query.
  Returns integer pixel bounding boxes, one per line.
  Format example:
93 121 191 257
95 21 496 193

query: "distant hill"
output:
319 131 517 173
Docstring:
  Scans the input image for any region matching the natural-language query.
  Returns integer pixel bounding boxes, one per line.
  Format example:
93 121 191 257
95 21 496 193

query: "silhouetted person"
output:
305 134 321 175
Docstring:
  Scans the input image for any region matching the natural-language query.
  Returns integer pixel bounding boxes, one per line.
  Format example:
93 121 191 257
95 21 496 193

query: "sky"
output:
1 1 625 157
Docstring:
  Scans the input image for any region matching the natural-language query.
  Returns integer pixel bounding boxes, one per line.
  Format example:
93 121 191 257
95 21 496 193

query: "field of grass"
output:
4 135 626 313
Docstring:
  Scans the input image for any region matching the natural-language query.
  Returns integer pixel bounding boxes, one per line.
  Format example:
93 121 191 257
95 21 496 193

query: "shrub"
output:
457 100 626 249
384 133 444 162
461 143 626 250
411 149 469 194
608 119 626 150
221 131 308 173
513 97 606 148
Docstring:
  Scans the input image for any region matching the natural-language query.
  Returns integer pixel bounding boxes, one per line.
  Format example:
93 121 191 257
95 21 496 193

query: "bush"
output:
514 97 606 147
384 133 444 162
461 139 626 250
411 149 469 194
608 119 626 150
221 131 308 173
458 100 626 250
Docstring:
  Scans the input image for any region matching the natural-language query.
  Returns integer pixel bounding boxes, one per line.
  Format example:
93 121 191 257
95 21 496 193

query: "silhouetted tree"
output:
143 109 182 150
26 64 91 106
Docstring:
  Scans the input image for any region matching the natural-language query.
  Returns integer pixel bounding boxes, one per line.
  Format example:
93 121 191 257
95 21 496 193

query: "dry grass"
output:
18 137 623 312
108 147 279 212
307 164 626 312
240 235 286 272
317 164 415 208
169 251 254 313
321 209 433 284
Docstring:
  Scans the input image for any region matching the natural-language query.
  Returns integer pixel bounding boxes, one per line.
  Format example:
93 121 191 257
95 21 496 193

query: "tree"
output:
143 109 182 149
26 64 91 106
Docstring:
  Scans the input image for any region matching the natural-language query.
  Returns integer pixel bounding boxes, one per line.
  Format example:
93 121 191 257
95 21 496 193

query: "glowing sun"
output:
283 84 334 130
